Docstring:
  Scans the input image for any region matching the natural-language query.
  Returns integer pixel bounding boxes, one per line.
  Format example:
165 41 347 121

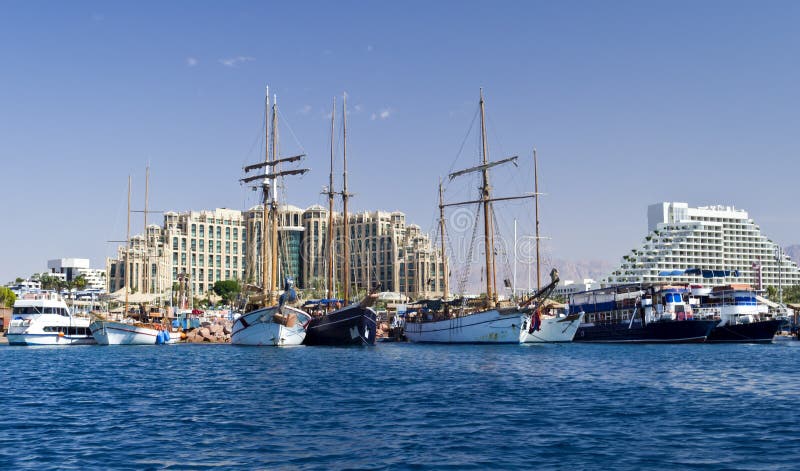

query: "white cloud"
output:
372 108 392 121
354 104 363 113
186 57 198 67
298 105 312 115
219 56 255 67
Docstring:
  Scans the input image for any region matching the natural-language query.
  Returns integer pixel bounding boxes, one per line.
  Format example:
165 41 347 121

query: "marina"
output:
3 2 800 469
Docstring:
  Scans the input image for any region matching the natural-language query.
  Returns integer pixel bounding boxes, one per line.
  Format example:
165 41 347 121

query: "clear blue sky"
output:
1 1 799 284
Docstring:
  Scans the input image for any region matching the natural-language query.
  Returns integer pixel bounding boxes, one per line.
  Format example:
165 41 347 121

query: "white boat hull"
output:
231 305 309 346
89 320 160 346
7 333 96 346
525 313 584 343
404 309 528 344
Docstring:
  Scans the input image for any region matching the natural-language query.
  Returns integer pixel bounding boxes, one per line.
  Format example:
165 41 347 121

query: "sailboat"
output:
404 89 556 344
523 150 584 343
231 88 312 347
91 173 168 346
303 94 378 346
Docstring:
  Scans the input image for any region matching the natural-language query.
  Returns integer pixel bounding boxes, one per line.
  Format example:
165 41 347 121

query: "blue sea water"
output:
2 342 800 470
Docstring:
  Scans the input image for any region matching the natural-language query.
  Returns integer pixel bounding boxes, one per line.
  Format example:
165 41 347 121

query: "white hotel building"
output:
605 202 800 288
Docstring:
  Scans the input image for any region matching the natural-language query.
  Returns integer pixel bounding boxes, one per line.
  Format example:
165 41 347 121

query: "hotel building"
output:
106 205 445 300
605 202 800 288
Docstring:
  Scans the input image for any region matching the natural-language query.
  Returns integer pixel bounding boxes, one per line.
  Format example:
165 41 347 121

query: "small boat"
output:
525 312 585 343
89 319 170 345
231 303 311 347
7 293 96 346
572 285 718 343
303 301 378 346
302 95 377 347
520 150 583 344
694 286 781 343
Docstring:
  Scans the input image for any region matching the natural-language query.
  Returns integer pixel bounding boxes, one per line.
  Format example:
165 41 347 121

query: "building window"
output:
216 241 221 253
226 227 231 240
199 225 205 238
191 240 196 251
233 242 238 254
191 224 197 237
226 242 230 254
209 225 214 238
216 227 221 239
173 237 178 250
181 238 186 251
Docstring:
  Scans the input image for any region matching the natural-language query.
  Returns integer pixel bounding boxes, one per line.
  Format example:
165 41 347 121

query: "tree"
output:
73 275 87 291
0 287 16 308
15 277 24 283
213 279 241 306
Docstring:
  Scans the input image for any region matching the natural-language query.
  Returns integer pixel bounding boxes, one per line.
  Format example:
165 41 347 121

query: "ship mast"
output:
125 175 131 319
342 93 351 304
534 148 541 292
326 97 336 301
143 165 149 296
439 178 449 300
260 90 271 303
479 88 494 307
269 95 279 305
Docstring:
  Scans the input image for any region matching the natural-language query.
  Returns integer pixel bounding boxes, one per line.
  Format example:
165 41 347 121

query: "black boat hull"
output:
303 305 378 346
575 319 717 343
707 319 781 343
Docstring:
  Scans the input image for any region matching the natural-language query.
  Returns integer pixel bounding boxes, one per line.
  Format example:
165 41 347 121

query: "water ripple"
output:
1 343 799 469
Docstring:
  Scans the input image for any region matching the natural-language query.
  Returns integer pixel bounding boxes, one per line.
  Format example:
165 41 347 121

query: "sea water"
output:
1 342 799 470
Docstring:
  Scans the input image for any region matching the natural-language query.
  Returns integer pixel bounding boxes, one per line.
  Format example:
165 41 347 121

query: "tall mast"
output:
143 165 149 295
269 94 279 304
534 148 541 291
125 175 131 318
327 97 336 300
342 93 350 303
479 88 494 307
439 178 449 300
260 88 270 302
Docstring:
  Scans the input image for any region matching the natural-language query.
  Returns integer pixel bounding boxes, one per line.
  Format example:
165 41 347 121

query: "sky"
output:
1 1 799 284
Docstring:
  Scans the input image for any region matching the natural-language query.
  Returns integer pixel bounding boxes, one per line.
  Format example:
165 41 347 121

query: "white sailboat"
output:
404 89 541 344
231 88 312 347
522 149 583 343
91 173 167 346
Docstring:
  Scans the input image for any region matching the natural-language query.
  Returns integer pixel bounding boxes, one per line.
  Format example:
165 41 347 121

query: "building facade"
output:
47 258 106 290
605 202 800 288
106 205 445 301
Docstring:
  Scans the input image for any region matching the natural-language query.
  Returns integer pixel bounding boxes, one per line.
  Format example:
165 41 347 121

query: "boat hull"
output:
404 309 528 344
231 305 309 347
303 305 377 346
89 320 159 346
7 333 96 346
574 319 717 343
525 313 584 343
707 319 781 343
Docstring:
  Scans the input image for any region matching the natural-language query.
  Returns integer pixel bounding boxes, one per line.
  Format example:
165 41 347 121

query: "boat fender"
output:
164 330 171 342
156 331 164 344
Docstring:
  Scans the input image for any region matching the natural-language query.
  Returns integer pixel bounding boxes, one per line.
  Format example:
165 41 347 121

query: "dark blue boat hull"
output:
707 319 781 343
575 320 717 343
303 305 377 346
